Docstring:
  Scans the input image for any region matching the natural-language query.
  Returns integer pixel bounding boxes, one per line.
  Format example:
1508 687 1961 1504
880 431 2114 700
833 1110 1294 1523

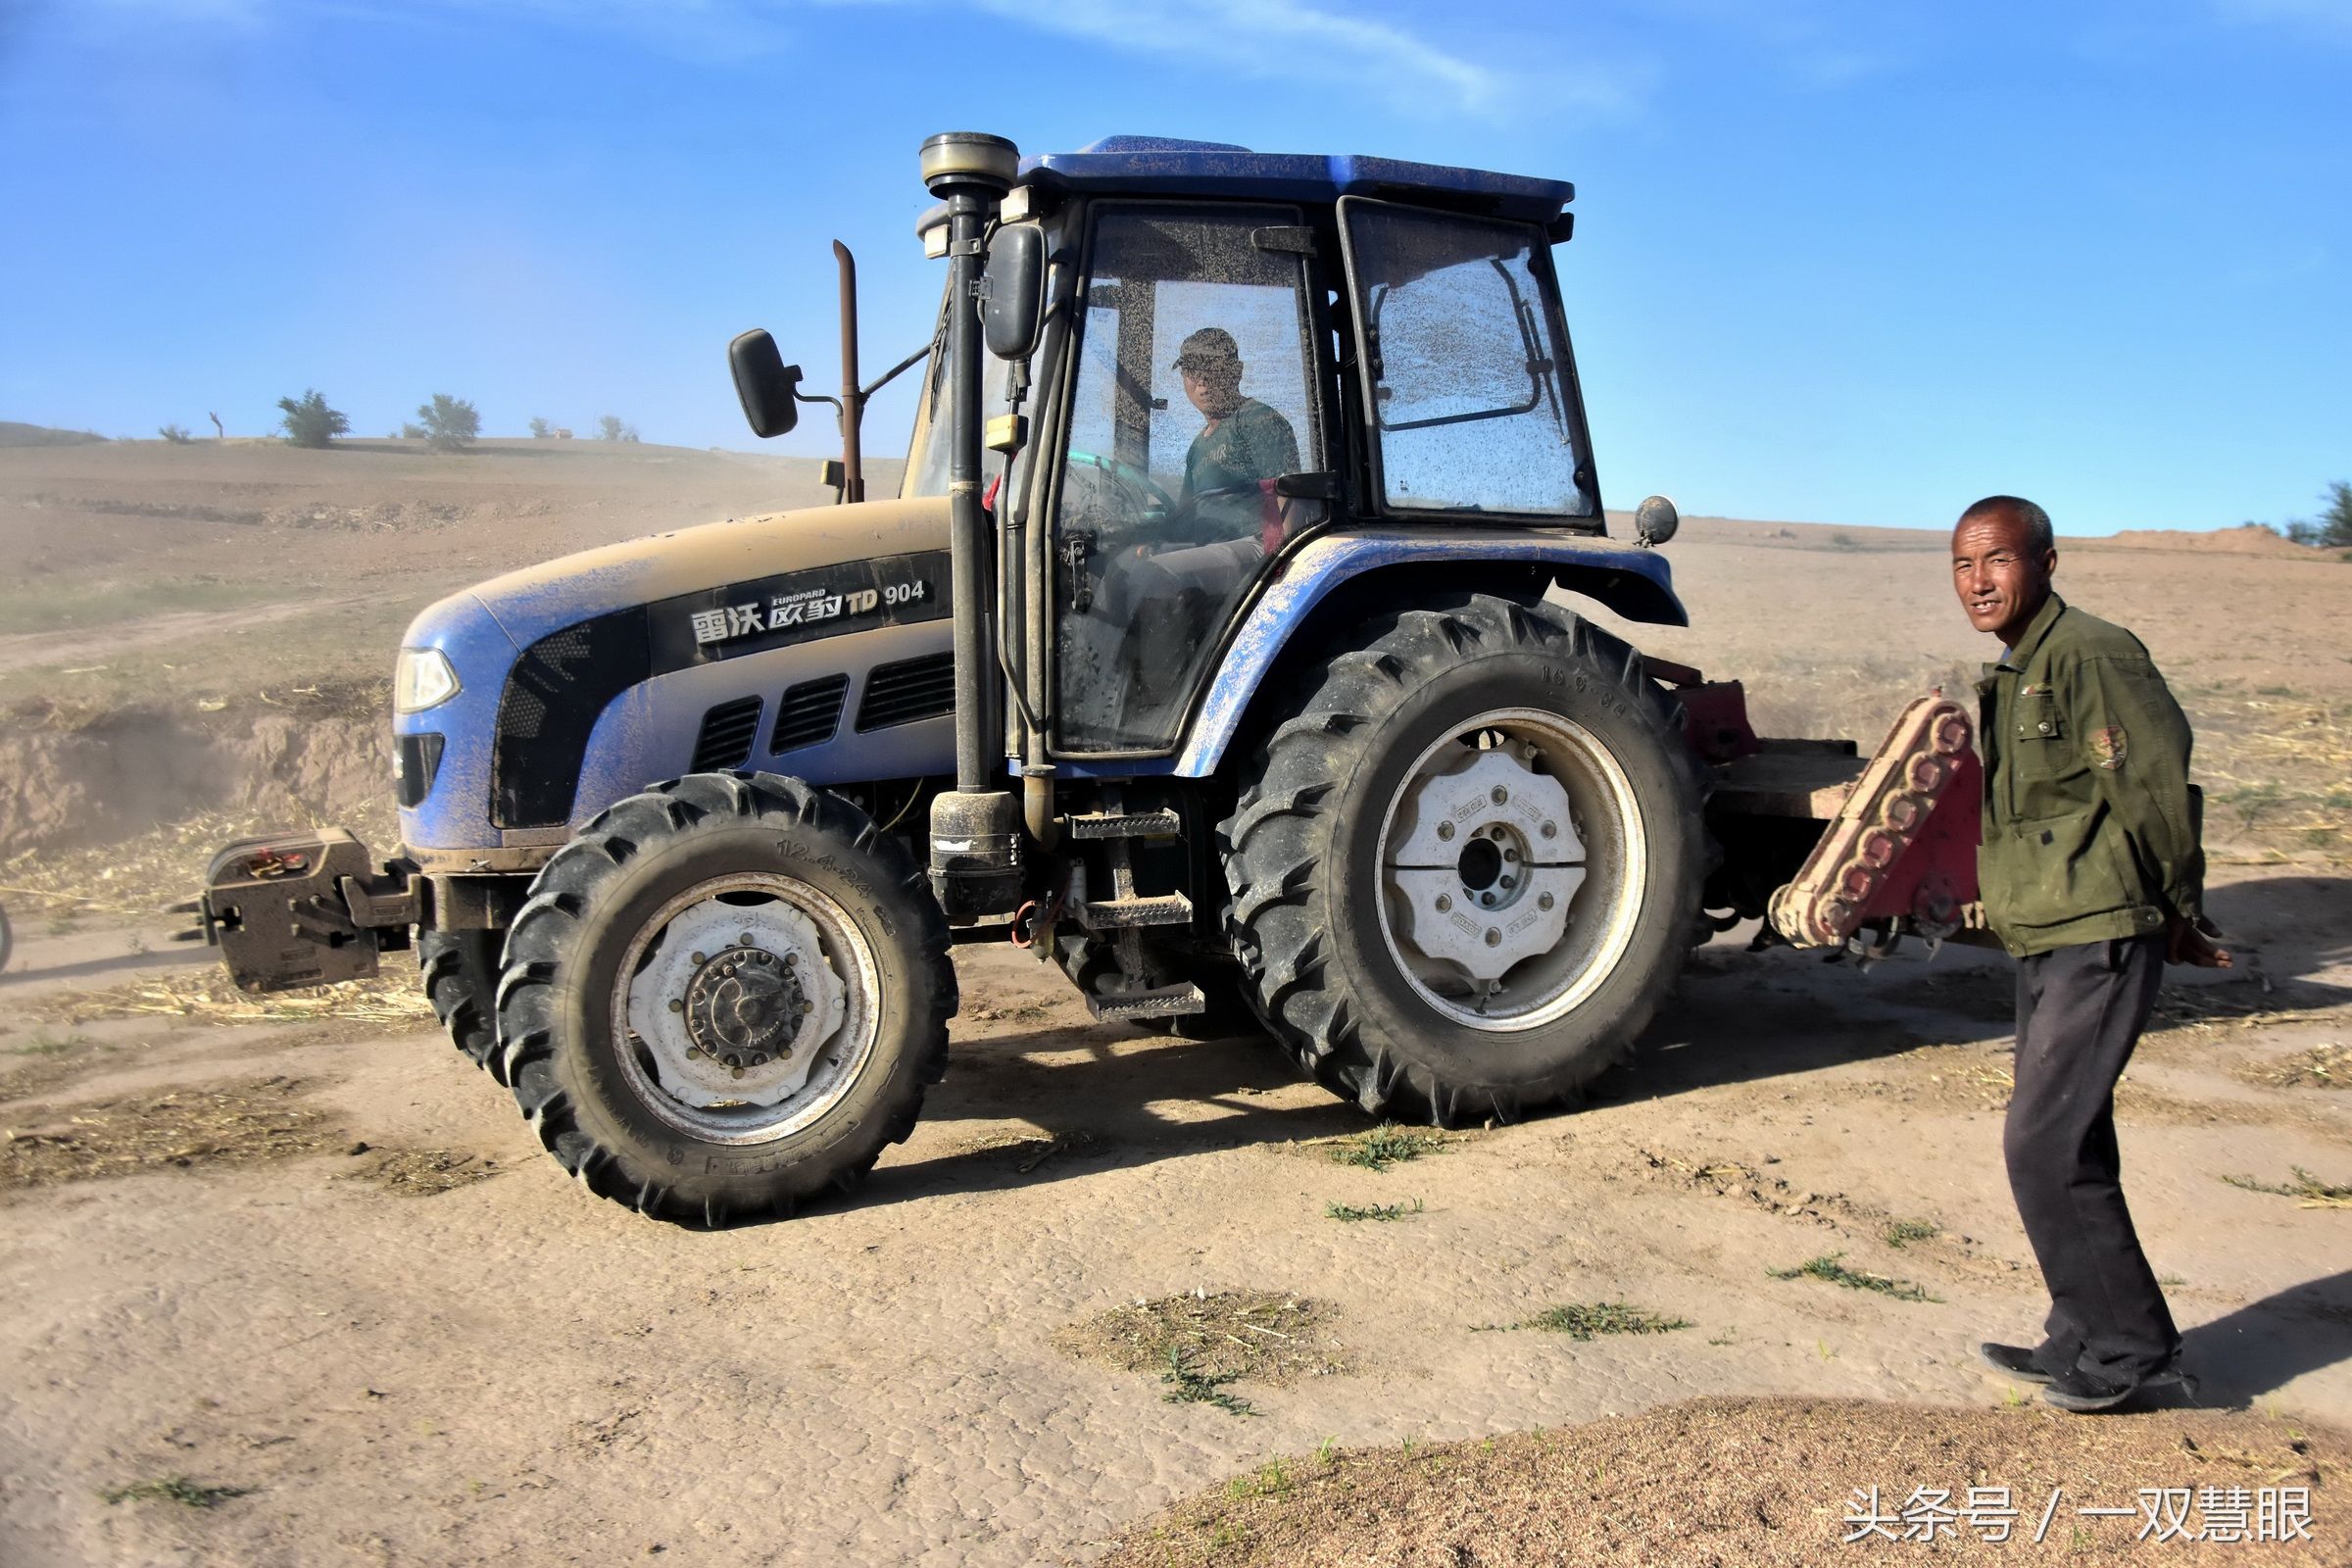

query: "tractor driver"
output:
1167 326 1299 549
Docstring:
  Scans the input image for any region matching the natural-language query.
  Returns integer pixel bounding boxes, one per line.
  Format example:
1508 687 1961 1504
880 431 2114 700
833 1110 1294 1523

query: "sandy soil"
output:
0 444 2348 1565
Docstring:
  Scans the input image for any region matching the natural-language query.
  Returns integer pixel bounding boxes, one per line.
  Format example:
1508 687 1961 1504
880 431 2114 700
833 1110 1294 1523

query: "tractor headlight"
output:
394 647 461 713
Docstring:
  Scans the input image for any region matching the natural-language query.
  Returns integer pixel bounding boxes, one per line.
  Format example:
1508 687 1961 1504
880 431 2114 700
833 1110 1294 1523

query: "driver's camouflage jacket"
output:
1975 593 2205 956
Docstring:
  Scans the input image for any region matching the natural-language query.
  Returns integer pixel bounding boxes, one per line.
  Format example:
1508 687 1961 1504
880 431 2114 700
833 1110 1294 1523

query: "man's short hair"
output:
1960 495 2055 556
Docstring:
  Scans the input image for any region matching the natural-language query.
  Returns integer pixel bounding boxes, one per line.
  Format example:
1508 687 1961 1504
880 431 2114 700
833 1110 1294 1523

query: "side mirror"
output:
729 329 802 438
983 222 1045 360
1634 494 1680 547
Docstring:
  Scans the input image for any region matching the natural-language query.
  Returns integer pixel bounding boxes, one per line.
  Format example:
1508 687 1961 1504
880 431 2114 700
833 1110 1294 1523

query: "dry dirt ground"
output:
2 439 2349 1565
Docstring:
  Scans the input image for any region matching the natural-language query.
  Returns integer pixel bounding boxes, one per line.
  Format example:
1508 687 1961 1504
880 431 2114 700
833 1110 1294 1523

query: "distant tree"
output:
401 421 427 440
597 414 629 442
276 389 350 448
2311 480 2352 550
528 416 551 439
417 393 481 453
158 423 193 444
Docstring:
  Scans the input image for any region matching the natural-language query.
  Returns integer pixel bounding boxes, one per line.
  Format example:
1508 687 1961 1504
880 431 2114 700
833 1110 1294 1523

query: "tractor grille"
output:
492 607 652 828
691 696 764 772
770 674 849 755
857 651 956 732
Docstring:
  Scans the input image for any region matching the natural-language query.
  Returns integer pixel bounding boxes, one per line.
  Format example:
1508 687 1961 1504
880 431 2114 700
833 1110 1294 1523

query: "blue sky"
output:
3 0 2346 533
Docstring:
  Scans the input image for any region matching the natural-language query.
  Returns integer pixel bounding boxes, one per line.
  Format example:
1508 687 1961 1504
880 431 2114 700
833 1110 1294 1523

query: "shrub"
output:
400 422 426 439
416 393 481 453
158 423 192 444
528 416 551 438
276 389 349 448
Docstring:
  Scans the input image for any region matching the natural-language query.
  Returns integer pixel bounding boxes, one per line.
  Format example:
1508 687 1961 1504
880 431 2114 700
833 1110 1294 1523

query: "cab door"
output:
1046 204 1330 755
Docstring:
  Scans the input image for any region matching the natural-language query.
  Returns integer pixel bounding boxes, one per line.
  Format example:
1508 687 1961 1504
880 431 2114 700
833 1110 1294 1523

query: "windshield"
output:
901 297 1018 502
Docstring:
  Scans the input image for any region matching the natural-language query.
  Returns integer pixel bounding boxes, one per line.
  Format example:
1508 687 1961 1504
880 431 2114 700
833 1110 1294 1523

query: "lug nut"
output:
691 952 708 964
1436 894 1452 912
1437 820 1455 841
1540 821 1557 839
731 1066 746 1080
1500 875 1516 890
668 999 684 1013
1503 848 1518 862
724 1054 741 1069
740 932 756 946
751 1053 768 1067
783 952 797 966
1492 786 1508 805
1485 928 1501 947
1481 892 1495 906
1539 892 1556 910
685 1047 704 1060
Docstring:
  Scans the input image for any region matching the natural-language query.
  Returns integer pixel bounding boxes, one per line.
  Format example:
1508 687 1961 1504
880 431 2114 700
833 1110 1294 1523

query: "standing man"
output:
1954 495 2230 1413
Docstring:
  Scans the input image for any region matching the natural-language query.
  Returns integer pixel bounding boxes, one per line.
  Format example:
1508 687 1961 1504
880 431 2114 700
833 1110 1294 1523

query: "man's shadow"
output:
2166 1269 2352 1409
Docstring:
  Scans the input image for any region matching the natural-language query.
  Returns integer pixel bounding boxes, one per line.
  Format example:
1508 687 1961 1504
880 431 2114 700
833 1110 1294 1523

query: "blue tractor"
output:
198 133 1898 1227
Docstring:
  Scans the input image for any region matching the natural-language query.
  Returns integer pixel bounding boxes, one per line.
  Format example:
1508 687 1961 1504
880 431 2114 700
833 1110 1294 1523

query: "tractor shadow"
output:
857 1019 1366 1209
834 873 2352 1216
1606 873 2352 1105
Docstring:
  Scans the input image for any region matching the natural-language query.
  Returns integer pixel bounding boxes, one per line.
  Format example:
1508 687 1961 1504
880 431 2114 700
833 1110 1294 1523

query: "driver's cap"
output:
1173 327 1241 370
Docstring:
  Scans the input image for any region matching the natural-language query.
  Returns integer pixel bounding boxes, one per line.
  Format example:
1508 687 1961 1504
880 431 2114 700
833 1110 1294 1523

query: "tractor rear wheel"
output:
495 772 955 1226
1218 595 1703 1125
417 929 503 1079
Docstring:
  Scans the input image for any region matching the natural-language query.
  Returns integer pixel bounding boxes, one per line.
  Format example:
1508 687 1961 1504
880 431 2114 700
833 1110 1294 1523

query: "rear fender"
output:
1172 528 1685 778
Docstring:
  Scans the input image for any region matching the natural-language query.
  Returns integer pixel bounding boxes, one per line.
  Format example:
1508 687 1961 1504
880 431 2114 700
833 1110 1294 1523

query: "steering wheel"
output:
1063 449 1179 541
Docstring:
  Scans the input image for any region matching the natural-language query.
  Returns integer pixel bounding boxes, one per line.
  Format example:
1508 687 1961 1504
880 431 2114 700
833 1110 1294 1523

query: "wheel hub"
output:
1387 743 1587 988
681 946 809 1066
623 899 848 1109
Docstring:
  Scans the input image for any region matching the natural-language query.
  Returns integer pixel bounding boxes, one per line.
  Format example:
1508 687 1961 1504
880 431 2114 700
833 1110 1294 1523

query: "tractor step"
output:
1077 891 1195 930
1063 808 1183 841
1086 982 1207 1022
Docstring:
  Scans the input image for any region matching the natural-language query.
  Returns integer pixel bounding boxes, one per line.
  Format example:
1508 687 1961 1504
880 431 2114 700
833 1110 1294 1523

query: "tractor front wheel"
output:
418 929 503 1079
494 772 955 1226
1218 595 1703 1125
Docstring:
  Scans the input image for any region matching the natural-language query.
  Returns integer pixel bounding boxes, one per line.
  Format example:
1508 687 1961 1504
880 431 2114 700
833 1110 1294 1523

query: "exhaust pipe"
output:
920 131 1026 921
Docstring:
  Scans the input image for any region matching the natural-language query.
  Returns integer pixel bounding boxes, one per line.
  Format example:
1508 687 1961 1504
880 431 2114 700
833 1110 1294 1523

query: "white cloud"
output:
2213 0 2352 41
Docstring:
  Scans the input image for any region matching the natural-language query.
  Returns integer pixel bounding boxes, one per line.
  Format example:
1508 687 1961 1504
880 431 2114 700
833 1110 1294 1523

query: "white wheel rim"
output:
610 872 880 1144
1373 707 1648 1032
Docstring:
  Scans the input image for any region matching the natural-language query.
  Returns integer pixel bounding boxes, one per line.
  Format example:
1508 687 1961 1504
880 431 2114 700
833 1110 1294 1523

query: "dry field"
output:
2 437 2348 1566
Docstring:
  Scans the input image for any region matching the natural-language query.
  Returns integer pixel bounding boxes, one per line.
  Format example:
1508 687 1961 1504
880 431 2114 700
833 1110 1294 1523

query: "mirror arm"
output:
860 340 935 401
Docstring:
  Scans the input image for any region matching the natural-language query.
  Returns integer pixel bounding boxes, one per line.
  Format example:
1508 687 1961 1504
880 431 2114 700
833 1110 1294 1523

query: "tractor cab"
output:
925 136 1608 760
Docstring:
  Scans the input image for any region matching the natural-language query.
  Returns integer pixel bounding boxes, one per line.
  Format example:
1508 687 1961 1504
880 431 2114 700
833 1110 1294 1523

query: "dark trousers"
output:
2003 932 2179 1382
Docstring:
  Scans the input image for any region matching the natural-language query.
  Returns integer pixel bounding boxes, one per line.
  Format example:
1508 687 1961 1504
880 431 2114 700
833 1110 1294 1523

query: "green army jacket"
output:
1976 593 2205 956
1172 398 1300 547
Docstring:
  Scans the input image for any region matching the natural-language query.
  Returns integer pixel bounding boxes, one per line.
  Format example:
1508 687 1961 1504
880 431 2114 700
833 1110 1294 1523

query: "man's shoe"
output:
2041 1363 2182 1413
1979 1343 2056 1383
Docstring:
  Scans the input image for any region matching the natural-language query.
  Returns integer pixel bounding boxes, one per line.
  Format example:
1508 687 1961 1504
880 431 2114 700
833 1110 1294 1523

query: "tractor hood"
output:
457 496 951 650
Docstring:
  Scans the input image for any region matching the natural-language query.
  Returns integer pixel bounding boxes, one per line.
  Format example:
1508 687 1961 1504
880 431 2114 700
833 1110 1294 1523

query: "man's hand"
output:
2166 914 2232 969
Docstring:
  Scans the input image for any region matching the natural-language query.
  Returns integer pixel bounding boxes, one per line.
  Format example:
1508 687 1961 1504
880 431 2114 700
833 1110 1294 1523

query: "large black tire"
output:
417 929 503 1079
1217 594 1704 1126
495 772 956 1226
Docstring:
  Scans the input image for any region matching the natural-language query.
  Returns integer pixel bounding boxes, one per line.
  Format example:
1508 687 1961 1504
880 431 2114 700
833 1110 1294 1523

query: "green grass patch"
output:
100 1475 250 1508
1327 1123 1448 1172
1225 1458 1295 1500
1514 1301 1693 1340
1160 1348 1256 1417
1324 1198 1424 1223
1769 1253 1941 1302
0 574 272 637
1884 1218 1939 1249
9 1033 83 1056
2222 1168 2352 1207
